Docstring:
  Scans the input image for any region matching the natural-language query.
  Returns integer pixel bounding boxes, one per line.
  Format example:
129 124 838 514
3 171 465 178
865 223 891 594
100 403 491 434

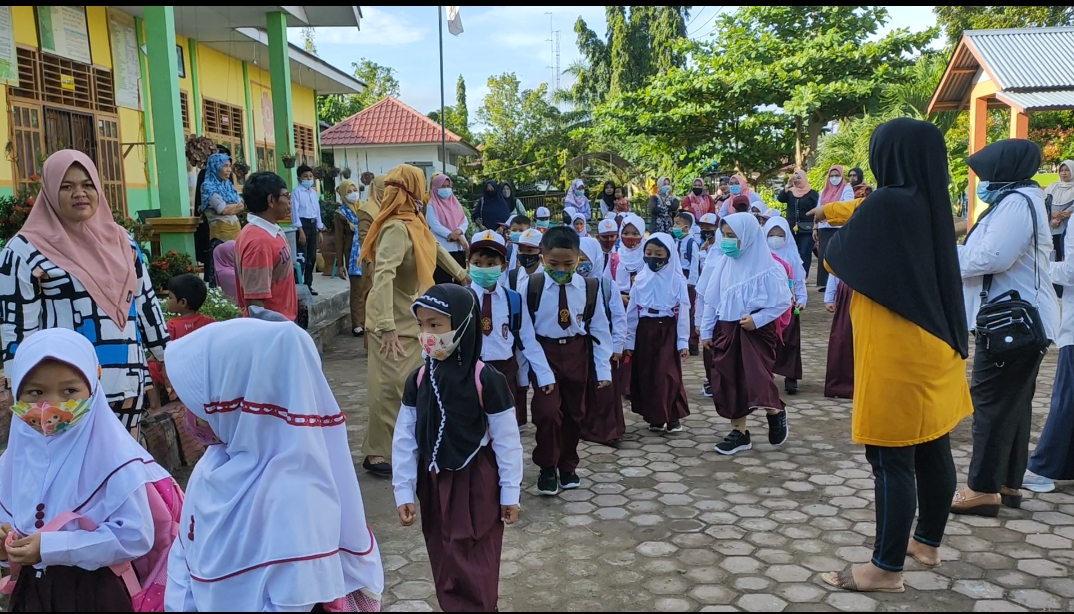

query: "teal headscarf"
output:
200 153 240 212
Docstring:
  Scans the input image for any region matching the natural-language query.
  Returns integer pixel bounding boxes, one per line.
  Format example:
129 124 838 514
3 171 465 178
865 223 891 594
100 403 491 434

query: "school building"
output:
0 6 364 255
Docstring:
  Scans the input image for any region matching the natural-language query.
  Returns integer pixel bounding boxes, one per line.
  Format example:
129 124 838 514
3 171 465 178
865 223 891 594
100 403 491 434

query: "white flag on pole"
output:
447 6 464 36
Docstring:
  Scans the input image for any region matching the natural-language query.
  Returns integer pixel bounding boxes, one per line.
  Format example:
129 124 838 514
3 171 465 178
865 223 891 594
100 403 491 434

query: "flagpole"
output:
438 5 447 175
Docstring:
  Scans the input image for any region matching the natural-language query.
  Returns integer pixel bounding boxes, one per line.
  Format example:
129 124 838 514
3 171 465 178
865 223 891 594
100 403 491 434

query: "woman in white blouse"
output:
425 174 469 284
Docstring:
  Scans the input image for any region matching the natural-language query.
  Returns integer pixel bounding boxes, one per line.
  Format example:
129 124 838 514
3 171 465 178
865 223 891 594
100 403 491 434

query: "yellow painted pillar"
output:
967 96 990 224
1010 110 1029 139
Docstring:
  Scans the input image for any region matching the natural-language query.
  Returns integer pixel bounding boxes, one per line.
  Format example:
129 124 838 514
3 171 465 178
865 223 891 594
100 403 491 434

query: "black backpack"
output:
525 272 602 344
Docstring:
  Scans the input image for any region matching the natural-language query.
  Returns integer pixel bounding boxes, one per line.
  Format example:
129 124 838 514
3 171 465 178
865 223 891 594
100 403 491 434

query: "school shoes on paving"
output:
689 345 699 357
666 421 683 433
362 457 392 477
537 468 559 496
560 471 581 490
649 423 666 433
767 410 789 446
784 378 798 394
715 430 752 455
702 380 713 398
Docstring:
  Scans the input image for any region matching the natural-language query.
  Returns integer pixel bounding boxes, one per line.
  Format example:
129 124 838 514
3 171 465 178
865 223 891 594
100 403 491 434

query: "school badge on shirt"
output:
559 308 570 326
482 316 493 335
502 323 510 340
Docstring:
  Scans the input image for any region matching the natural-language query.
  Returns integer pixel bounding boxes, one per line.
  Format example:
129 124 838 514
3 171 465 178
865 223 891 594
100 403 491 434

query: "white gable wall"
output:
326 145 462 184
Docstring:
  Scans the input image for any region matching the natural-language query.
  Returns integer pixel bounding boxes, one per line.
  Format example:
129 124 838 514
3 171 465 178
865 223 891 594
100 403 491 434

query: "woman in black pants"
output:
777 170 819 276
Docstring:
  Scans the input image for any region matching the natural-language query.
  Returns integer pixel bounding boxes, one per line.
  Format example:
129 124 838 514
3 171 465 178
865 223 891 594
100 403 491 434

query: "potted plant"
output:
341 167 352 179
232 157 250 182
280 152 297 169
185 135 215 168
148 250 198 295
328 166 341 179
313 165 328 181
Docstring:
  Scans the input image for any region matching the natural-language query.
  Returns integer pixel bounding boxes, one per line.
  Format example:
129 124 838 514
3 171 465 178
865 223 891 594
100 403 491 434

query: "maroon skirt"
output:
824 282 855 399
630 317 690 425
709 320 783 420
773 312 803 379
582 352 626 445
10 565 133 612
418 445 504 613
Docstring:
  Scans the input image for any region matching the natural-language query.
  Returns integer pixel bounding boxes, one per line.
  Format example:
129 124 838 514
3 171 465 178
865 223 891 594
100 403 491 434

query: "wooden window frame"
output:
293 123 315 167
180 91 190 133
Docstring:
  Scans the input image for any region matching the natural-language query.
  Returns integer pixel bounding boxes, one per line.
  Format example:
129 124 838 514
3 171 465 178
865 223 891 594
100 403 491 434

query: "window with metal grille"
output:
180 91 190 132
203 98 244 141
293 124 315 166
11 46 40 100
40 53 94 110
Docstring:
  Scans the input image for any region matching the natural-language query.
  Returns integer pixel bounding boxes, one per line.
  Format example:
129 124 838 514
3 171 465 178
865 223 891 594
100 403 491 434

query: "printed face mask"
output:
420 326 465 362
184 408 222 446
767 236 787 250
470 265 503 288
621 236 642 249
577 262 594 277
345 192 360 203
644 256 669 272
13 398 92 437
720 237 743 259
701 230 716 242
545 265 576 285
517 253 541 269
437 187 453 199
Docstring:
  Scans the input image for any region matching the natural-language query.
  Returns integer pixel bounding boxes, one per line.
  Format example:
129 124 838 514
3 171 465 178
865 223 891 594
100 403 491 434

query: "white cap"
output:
765 207 783 218
518 228 543 247
536 206 551 219
468 229 507 257
597 219 618 235
699 213 718 225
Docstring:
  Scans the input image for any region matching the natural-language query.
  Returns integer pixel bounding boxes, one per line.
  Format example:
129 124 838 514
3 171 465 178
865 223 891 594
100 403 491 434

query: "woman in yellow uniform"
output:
814 118 973 593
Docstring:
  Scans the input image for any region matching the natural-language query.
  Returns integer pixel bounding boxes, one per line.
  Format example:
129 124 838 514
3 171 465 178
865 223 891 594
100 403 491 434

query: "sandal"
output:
821 570 905 593
352 326 365 337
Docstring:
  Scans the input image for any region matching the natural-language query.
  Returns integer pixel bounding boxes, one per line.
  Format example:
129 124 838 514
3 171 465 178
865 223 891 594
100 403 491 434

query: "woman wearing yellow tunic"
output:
354 174 386 337
358 165 469 475
813 118 973 593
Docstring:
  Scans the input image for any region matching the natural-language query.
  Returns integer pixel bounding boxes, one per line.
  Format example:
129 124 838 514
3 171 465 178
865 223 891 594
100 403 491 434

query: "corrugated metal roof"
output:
995 89 1074 112
965 28 1074 91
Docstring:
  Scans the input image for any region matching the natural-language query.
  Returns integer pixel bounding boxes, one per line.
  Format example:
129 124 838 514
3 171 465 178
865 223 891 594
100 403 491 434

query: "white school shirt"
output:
604 275 628 355
290 185 325 230
522 273 614 382
699 266 792 341
957 187 1060 341
1052 223 1074 348
694 248 725 328
825 275 841 305
470 281 555 387
392 405 524 507
624 283 691 352
817 184 855 229
28 492 153 571
677 236 701 286
425 204 470 253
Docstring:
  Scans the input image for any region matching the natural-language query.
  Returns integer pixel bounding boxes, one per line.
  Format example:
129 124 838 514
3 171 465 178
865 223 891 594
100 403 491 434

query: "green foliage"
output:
149 251 197 294
934 6 1074 46
165 286 240 323
426 76 473 144
320 198 339 233
316 59 401 126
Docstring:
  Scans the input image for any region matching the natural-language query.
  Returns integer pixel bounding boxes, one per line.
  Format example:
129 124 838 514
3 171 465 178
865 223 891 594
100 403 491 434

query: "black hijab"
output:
405 284 514 470
848 167 864 187
825 117 968 358
967 139 1041 184
600 180 617 211
479 180 511 229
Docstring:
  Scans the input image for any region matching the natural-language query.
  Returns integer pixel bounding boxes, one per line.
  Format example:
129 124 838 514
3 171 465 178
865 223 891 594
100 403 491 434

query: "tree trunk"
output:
800 115 825 170
795 117 805 169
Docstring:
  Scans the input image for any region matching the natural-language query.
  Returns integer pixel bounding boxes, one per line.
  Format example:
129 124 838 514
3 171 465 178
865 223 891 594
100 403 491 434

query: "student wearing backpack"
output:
522 227 613 495
0 328 177 612
163 319 385 611
394 284 524 612
578 237 628 448
467 230 556 427
674 212 702 356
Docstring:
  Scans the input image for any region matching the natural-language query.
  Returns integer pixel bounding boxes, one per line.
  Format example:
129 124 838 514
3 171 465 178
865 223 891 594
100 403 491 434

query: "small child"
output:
613 187 630 213
395 284 523 612
694 222 725 399
506 215 533 272
764 217 808 395
698 213 719 253
674 212 702 355
572 213 590 237
534 206 552 233
507 228 544 292
467 230 555 427
562 206 576 226
625 233 692 432
164 319 385 611
0 328 174 611
612 214 647 398
596 219 620 277
578 237 627 448
524 227 613 495
700 213 792 455
149 274 216 395
824 274 855 399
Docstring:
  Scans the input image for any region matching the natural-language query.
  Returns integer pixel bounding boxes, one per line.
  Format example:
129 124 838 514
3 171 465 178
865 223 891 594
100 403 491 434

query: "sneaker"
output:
784 378 798 395
560 471 581 490
715 429 752 455
767 410 789 446
666 421 683 433
1023 473 1056 493
537 468 559 496
702 380 713 398
649 423 666 433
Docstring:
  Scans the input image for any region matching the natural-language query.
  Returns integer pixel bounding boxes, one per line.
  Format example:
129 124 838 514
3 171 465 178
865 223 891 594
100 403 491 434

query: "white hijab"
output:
165 319 384 611
572 212 590 237
709 213 790 321
763 216 805 279
633 232 688 312
615 213 647 273
1047 160 1074 208
0 329 169 538
579 237 609 281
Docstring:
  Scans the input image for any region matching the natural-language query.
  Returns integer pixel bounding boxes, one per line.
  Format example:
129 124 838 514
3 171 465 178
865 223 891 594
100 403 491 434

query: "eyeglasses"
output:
277 191 291 200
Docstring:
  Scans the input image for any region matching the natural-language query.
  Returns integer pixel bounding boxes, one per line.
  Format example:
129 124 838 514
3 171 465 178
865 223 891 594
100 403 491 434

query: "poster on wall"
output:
107 9 140 110
0 6 17 85
38 6 92 65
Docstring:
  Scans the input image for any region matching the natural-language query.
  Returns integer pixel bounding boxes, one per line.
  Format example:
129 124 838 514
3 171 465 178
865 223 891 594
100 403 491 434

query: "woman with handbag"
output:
953 139 1060 516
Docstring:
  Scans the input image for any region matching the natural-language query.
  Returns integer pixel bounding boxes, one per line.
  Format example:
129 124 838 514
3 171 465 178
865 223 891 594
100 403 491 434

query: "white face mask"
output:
829 176 841 186
767 236 787 251
345 192 360 203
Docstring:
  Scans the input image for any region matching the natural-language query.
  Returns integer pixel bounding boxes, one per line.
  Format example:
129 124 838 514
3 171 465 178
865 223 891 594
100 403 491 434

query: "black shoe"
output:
537 468 559 496
784 378 798 395
767 410 789 446
666 421 683 433
309 288 319 296
607 438 622 449
689 345 699 356
362 457 392 476
702 380 713 398
715 429 752 455
560 471 581 490
649 423 666 433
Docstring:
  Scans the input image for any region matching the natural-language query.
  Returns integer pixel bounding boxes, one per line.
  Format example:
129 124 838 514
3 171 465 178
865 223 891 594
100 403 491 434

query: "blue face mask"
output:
729 184 742 196
509 231 522 243
536 220 550 228
574 189 585 196
720 237 742 259
975 180 1014 205
660 185 671 195
300 179 314 189
469 265 502 288
545 265 576 285
577 262 593 277
437 187 453 199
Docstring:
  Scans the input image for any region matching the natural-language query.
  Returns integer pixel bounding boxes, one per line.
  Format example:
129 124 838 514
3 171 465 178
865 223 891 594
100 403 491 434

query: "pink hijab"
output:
427 174 466 231
213 240 238 302
19 150 138 328
819 165 848 206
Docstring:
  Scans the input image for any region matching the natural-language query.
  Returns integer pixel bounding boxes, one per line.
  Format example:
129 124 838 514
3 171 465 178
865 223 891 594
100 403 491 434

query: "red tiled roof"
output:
320 97 471 147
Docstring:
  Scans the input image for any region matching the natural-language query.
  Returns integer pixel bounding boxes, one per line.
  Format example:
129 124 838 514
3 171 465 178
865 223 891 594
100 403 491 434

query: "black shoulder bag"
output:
970 190 1049 364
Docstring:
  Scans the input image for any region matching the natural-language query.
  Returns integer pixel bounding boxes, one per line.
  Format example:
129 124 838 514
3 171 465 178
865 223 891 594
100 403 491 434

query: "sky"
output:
289 6 939 129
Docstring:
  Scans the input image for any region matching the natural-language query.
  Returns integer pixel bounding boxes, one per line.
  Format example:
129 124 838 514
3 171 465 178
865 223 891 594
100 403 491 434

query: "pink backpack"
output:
0 477 184 612
417 361 486 408
770 255 794 339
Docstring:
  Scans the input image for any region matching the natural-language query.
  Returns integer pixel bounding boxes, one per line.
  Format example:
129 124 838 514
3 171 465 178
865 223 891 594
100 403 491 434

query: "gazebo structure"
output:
928 27 1074 222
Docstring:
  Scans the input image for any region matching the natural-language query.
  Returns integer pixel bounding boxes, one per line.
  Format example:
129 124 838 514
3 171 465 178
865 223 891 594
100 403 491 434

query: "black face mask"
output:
644 256 669 273
517 253 541 269
701 231 716 242
692 187 704 196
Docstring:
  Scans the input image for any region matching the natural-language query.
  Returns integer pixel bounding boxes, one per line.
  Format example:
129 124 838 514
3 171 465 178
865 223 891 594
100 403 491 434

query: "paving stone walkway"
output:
325 298 1071 612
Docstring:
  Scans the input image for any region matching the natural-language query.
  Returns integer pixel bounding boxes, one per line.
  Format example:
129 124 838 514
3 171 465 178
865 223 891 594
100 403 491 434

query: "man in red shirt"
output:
235 172 298 321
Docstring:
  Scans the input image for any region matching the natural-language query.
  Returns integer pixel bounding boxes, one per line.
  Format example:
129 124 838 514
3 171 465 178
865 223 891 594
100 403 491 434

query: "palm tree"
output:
880 53 959 135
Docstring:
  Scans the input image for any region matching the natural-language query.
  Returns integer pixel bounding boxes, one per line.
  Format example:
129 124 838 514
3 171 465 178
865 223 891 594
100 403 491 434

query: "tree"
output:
316 59 401 126
448 75 472 141
934 6 1074 46
301 27 317 54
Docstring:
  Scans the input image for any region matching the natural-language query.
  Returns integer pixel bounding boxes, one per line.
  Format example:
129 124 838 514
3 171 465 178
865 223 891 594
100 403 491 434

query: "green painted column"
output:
144 6 194 256
242 61 255 166
314 88 321 164
266 11 295 187
188 39 202 135
134 17 159 212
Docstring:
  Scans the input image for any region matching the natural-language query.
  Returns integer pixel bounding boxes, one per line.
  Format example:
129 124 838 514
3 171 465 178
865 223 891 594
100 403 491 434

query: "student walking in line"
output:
578 237 627 448
765 216 808 394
